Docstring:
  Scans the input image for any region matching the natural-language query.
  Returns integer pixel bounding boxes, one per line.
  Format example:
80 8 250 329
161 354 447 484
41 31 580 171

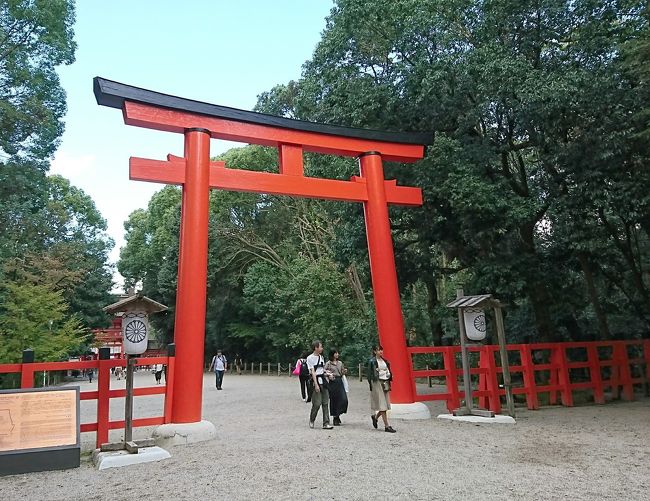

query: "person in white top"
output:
209 350 228 390
307 340 334 430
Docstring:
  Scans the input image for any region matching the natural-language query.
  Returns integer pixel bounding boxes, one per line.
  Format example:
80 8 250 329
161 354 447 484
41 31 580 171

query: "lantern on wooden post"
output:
102 293 167 450
446 291 515 418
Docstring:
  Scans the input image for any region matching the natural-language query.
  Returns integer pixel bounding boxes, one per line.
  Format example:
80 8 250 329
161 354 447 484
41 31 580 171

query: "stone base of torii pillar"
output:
388 402 431 420
153 420 217 448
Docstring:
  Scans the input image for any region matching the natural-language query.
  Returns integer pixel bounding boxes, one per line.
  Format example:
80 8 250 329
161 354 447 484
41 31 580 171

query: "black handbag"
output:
317 374 329 390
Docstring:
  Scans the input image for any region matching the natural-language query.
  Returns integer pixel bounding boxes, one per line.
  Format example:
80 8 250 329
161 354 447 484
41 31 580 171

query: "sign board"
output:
463 308 487 341
0 386 80 476
122 311 149 354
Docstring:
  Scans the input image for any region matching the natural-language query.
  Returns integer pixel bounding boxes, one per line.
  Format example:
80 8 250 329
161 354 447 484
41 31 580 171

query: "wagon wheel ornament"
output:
124 320 147 343
473 314 486 332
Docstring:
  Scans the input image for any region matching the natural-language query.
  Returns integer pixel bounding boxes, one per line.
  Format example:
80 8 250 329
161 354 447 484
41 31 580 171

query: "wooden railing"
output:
0 345 176 448
408 340 650 413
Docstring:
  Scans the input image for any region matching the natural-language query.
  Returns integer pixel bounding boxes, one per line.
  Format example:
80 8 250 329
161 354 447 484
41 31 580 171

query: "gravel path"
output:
1 371 648 500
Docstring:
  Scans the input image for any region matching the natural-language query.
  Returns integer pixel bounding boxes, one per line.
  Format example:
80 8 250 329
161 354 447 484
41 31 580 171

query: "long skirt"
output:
370 380 391 412
328 377 348 417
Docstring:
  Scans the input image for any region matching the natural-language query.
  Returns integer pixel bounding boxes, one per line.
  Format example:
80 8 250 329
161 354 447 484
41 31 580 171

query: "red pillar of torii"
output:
95 77 432 424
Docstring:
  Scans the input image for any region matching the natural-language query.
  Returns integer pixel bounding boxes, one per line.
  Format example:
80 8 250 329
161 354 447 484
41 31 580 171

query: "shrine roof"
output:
103 293 168 314
446 294 503 308
94 77 432 146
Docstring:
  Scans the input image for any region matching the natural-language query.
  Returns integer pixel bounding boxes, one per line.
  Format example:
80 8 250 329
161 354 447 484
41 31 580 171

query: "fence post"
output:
259 362 262 375
96 347 111 448
614 342 634 401
164 343 176 423
551 345 573 407
277 362 280 376
427 365 432 388
643 339 650 397
587 343 605 404
267 362 271 376
520 344 540 410
442 347 461 412
358 363 362 381
20 349 35 389
479 346 501 413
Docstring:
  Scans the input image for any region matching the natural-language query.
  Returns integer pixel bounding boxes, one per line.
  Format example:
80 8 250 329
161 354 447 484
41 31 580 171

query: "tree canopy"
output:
122 0 650 364
0 1 115 366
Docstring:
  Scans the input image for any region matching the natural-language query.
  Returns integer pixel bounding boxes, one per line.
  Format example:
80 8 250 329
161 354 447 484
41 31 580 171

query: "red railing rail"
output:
408 340 650 413
0 344 176 447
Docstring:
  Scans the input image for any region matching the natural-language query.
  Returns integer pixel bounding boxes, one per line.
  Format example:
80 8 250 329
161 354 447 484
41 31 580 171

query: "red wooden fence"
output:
0 350 175 448
408 340 650 413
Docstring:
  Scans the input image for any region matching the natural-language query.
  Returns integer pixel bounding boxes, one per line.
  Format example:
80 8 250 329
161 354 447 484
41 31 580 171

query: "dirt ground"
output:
1 371 648 500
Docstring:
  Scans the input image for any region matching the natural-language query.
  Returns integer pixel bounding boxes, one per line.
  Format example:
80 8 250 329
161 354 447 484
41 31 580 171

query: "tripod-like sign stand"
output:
446 290 515 418
94 294 168 469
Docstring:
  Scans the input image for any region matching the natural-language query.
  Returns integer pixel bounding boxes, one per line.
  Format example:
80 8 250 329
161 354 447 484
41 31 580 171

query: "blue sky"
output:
50 0 334 289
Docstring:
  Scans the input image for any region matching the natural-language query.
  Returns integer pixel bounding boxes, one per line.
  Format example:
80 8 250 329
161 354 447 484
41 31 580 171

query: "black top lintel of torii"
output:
94 77 432 146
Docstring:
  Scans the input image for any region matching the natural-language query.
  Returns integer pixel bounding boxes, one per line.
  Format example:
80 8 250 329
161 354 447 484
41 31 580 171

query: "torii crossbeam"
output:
95 77 432 425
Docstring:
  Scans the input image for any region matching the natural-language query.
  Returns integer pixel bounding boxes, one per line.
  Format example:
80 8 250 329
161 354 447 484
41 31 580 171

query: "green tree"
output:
0 0 76 166
0 281 84 363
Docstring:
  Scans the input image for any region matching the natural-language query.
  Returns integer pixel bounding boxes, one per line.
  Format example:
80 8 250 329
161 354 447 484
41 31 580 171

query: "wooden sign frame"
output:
0 386 80 476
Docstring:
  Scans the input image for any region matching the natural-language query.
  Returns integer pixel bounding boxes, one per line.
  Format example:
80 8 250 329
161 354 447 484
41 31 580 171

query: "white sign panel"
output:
463 308 487 341
122 312 149 355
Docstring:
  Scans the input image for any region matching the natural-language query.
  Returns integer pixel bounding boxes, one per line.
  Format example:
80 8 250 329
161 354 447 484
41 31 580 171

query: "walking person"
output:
367 345 396 433
209 350 228 390
325 349 348 425
307 340 334 429
87 368 94 383
154 363 164 384
296 352 313 402
234 354 243 375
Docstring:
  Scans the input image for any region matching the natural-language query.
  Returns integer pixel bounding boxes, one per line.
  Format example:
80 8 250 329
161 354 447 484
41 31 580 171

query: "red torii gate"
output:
95 77 432 425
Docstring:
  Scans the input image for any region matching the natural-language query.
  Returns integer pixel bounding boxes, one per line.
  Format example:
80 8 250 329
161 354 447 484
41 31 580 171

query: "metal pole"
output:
124 355 135 443
494 306 515 417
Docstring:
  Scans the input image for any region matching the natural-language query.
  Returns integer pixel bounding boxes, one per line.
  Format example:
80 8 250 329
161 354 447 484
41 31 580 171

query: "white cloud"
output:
50 151 97 178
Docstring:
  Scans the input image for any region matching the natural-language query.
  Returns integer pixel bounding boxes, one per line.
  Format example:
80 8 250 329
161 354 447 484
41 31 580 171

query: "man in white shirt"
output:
307 340 334 430
210 350 228 390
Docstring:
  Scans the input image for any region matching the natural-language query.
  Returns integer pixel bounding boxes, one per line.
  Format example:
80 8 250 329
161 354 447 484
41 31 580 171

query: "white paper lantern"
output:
121 311 149 355
463 308 487 341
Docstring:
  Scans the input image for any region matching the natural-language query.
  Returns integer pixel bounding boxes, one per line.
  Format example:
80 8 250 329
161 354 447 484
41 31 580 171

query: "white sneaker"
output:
309 421 315 429
323 423 334 430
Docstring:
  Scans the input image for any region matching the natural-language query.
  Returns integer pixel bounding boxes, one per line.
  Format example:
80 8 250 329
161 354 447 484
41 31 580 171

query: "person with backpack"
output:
296 352 312 402
209 350 228 390
307 340 334 429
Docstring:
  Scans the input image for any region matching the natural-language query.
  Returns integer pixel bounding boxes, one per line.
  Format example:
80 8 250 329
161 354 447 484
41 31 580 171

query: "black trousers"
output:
299 375 313 401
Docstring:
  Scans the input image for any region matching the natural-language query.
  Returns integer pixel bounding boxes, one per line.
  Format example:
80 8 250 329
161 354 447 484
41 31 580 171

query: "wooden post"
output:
163 343 176 423
277 362 280 376
443 346 461 412
267 362 271 376
520 344 539 410
124 355 136 443
457 301 473 412
20 349 35 389
244 362 247 372
359 363 362 381
494 306 515 417
259 362 262 375
427 365 432 387
96 347 111 448
587 343 605 404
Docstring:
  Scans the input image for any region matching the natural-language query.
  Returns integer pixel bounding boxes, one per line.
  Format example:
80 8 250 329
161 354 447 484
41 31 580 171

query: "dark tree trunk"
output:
424 277 445 345
577 252 611 340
